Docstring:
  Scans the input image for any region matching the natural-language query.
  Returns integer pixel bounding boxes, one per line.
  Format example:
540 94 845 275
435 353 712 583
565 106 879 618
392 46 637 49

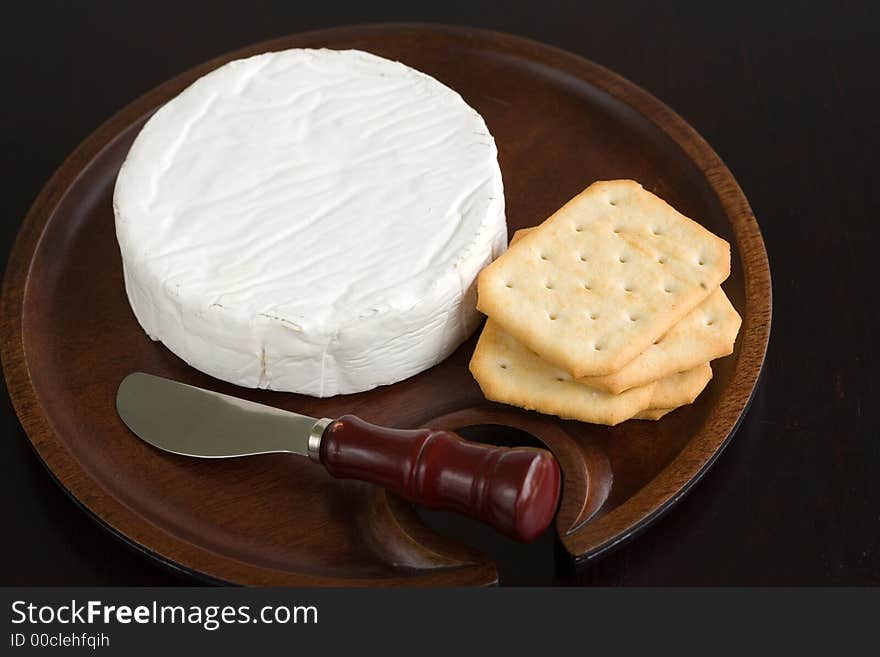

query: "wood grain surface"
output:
1 1 875 586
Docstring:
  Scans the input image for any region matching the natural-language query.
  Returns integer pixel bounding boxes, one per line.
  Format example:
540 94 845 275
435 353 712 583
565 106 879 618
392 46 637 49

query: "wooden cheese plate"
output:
1 24 771 585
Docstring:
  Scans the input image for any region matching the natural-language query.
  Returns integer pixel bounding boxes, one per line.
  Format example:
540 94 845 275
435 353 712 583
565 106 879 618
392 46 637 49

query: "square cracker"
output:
469 319 654 425
581 290 737 393
470 322 714 426
632 363 713 420
647 362 712 409
511 227 741 393
632 407 675 421
477 180 730 377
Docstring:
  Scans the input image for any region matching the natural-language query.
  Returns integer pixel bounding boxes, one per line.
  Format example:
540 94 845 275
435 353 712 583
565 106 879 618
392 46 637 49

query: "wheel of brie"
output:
114 49 506 397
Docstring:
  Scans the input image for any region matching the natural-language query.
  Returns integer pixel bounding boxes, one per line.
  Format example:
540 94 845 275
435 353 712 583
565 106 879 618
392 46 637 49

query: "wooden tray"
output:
1 25 771 585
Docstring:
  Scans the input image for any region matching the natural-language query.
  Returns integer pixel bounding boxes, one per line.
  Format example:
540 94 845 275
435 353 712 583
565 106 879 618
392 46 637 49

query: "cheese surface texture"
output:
114 49 506 396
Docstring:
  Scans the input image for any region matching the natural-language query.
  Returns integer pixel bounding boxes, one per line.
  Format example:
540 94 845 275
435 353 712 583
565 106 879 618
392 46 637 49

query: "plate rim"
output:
0 22 771 584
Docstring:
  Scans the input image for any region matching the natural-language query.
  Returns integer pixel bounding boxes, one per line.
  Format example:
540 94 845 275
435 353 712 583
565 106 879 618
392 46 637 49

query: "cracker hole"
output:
613 227 622 234
658 256 667 265
664 286 673 294
654 338 663 345
698 259 705 266
544 281 554 290
618 256 628 263
624 285 633 293
609 200 618 206
579 254 588 262
628 314 638 322
548 313 558 321
505 282 513 288
499 363 508 369
594 344 603 351
652 228 663 236
555 376 566 382
700 282 708 289
575 226 584 232
539 253 549 261
706 319 715 326
589 312 600 320
583 282 593 291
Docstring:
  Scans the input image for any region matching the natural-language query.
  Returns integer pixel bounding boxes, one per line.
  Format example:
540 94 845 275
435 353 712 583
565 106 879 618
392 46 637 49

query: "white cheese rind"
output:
114 48 506 396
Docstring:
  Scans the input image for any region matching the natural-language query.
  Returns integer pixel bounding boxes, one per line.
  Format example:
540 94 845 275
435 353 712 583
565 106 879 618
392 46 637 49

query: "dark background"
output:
1 0 876 585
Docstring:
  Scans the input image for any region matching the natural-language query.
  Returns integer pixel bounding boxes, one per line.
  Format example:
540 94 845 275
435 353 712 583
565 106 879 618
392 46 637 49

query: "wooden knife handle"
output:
319 414 561 542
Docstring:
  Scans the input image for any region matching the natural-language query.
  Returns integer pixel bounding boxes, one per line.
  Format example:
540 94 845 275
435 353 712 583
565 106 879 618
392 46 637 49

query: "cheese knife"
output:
116 372 561 542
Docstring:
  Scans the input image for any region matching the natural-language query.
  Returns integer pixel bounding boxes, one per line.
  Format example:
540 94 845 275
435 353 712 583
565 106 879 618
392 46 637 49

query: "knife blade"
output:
116 372 561 542
116 372 326 459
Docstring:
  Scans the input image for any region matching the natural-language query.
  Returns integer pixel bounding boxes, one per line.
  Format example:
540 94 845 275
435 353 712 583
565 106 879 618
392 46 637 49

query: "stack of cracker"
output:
470 180 741 425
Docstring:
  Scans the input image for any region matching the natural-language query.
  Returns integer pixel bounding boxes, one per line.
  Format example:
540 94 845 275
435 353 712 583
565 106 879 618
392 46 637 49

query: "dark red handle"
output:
319 415 561 542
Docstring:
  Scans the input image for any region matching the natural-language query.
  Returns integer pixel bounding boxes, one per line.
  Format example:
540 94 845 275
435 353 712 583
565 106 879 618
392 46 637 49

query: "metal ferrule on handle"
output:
307 418 332 463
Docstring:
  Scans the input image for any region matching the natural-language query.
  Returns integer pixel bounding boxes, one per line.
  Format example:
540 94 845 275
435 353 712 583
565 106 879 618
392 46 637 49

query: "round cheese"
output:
114 49 506 396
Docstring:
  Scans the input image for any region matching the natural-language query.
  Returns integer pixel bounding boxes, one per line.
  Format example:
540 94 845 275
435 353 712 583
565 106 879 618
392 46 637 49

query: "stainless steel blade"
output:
116 372 323 458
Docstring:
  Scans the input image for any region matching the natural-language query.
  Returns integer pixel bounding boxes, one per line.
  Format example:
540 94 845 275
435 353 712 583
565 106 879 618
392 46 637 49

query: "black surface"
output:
1 0 876 586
